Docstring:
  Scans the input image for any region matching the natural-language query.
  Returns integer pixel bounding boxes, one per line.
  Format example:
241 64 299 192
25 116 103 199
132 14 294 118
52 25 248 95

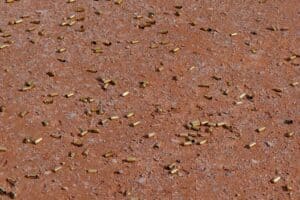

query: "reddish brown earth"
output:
0 0 299 199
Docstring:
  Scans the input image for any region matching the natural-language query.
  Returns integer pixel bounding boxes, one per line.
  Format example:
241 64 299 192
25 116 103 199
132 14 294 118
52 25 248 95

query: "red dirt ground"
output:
0 0 299 199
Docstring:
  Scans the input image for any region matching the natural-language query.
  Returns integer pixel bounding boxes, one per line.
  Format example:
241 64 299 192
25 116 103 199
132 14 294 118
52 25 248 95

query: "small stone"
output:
265 141 274 147
137 177 146 184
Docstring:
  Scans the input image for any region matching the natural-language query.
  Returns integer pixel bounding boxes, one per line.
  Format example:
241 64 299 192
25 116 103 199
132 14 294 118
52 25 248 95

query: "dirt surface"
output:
0 0 299 199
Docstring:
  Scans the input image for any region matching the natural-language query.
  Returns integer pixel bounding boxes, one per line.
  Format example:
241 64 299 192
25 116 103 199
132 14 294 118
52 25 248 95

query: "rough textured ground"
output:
0 0 299 199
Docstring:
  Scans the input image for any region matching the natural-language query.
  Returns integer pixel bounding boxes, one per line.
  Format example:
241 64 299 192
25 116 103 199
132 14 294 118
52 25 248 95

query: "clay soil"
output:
0 0 299 199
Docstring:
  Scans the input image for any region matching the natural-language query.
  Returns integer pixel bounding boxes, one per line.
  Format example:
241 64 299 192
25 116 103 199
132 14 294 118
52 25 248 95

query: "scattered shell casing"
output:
114 0 123 5
283 185 292 191
92 47 103 53
178 133 189 138
130 40 139 44
189 66 195 71
75 7 85 12
121 91 130 97
170 168 179 174
145 132 156 138
222 89 229 95
65 92 74 98
166 163 176 170
86 69 97 73
48 93 59 97
270 176 281 183
286 55 297 61
42 120 49 126
212 75 222 80
23 138 32 144
290 82 299 87
272 88 282 92
130 121 141 127
239 93 247 99
159 30 168 34
207 122 216 127
170 47 180 53
43 99 54 104
0 44 9 49
61 186 69 191
101 78 112 84
72 139 83 147
235 101 243 105
181 141 193 146
155 67 163 72
285 132 294 138
189 120 200 130
216 122 226 127
197 139 207 145
9 19 23 25
80 97 95 103
79 130 88 137
52 166 62 173
88 128 100 133
190 120 200 126
25 174 39 179
33 137 43 145
99 119 108 125
139 81 149 88
124 156 137 163
20 85 34 91
86 169 98 173
109 115 119 120
67 14 76 19
150 43 159 49
200 121 209 125
266 26 279 31
0 146 7 152
60 21 68 26
204 95 213 100
50 133 62 139
125 112 134 118
68 20 76 26
246 142 256 148
3 40 14 45
30 20 40 24
103 151 114 158
102 83 109 90
256 127 266 133
1 33 12 38
56 48 66 53
134 15 143 19
19 111 29 118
